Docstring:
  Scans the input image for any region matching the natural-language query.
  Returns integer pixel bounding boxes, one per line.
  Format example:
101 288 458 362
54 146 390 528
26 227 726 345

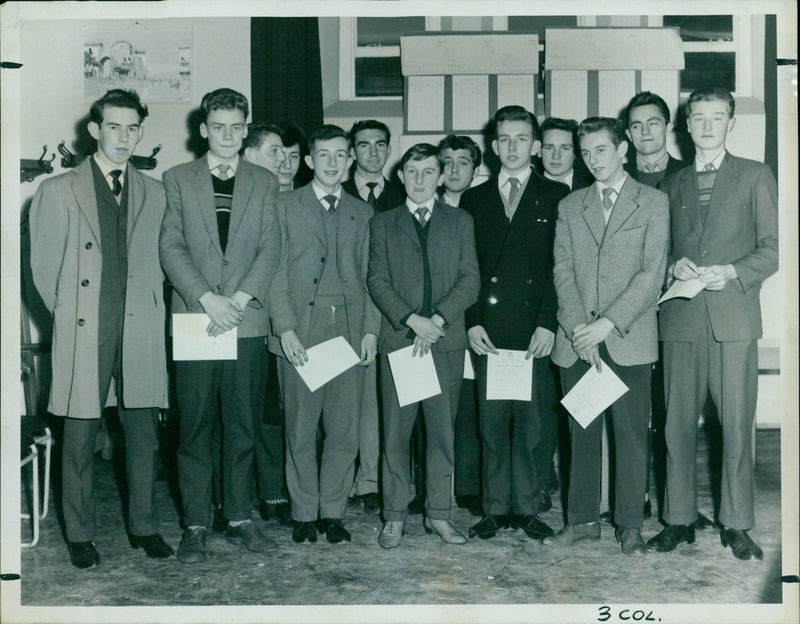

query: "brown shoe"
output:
542 522 601 547
721 528 763 560
615 527 647 556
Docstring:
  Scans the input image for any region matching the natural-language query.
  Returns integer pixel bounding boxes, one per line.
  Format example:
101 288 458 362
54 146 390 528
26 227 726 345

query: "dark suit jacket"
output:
342 175 405 213
624 155 684 185
461 169 570 350
367 200 480 353
658 154 778 343
535 158 594 191
160 157 281 338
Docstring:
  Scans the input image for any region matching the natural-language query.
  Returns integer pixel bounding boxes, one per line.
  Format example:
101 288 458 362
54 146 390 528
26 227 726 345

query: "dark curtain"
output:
764 14 777 181
250 17 324 136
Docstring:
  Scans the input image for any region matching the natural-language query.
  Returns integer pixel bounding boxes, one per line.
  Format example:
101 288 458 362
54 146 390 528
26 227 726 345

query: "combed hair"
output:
685 87 735 118
437 135 482 168
200 88 249 122
494 105 540 141
243 122 284 151
540 117 579 151
349 119 391 145
89 89 148 124
307 124 350 153
578 117 626 147
399 143 442 171
622 91 671 127
279 122 308 155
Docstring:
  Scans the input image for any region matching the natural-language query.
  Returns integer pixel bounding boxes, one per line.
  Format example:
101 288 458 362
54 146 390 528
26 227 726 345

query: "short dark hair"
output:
540 117 579 151
242 122 284 151
349 119 391 145
437 135 482 168
89 89 149 124
578 117 626 147
685 87 735 118
623 91 671 127
494 105 540 141
279 121 308 156
307 124 350 153
200 88 249 123
399 143 442 172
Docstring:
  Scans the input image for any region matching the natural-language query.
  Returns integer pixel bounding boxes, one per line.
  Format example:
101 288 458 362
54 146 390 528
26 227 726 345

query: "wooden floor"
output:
16 426 785 616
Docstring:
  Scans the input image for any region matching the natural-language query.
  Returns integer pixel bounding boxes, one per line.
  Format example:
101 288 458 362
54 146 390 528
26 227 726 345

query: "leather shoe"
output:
360 492 381 515
469 514 511 539
67 541 100 569
721 528 763 561
615 527 647 557
407 494 425 515
260 500 293 526
177 527 207 563
316 518 351 544
424 518 467 544
226 520 278 552
694 512 715 529
129 533 173 559
542 522 601 547
378 521 404 549
537 489 553 513
292 521 318 543
513 514 555 540
455 494 483 517
646 524 695 552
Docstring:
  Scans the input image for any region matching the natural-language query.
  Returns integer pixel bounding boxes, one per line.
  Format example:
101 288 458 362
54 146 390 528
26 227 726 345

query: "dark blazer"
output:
461 169 570 351
658 154 778 343
535 158 594 191
624 155 684 184
160 156 281 338
367 200 480 353
342 175 405 213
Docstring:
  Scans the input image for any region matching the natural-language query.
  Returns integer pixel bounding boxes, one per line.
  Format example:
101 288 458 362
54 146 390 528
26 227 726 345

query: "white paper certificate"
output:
561 360 630 429
486 349 532 401
656 277 706 305
463 350 475 380
172 313 237 361
386 345 442 407
294 336 361 393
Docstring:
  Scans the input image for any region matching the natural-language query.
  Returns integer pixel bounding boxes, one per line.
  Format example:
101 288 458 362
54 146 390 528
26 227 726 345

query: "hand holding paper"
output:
561 359 629 429
486 349 533 401
293 336 360 392
172 313 237 360
657 276 707 305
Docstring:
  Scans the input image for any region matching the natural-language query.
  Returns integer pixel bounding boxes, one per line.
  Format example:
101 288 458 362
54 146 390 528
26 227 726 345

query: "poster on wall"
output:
82 24 192 102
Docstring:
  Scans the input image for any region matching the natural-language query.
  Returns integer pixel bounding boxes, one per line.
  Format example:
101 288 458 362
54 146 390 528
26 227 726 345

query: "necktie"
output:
365 182 378 207
507 177 520 205
323 194 337 213
415 207 429 225
602 187 615 224
109 169 123 195
216 164 231 180
703 162 716 172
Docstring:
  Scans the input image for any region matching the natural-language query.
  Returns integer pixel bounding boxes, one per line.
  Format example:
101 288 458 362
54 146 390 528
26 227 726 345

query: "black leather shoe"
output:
316 518 351 544
177 527 207 563
455 494 483 517
360 492 381 515
67 541 100 569
468 514 511 539
261 499 293 526
694 512 715 529
226 520 278 552
721 528 763 561
292 521 318 543
513 514 555 540
408 494 425 515
646 524 695 552
129 533 173 559
537 489 553 513
615 527 647 556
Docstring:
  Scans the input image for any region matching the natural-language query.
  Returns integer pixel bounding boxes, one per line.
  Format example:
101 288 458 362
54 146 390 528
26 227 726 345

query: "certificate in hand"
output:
486 349 532 401
656 277 706 305
463 349 476 380
294 336 361 392
386 345 442 407
172 313 237 361
560 360 629 429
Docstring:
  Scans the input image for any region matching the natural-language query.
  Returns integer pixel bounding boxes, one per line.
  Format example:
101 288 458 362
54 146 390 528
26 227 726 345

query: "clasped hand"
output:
407 313 445 357
199 292 245 337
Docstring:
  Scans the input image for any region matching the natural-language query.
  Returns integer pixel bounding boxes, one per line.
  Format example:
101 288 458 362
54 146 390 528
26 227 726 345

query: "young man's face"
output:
88 105 143 168
244 132 285 175
352 128 390 175
305 137 352 190
540 128 576 177
278 144 302 188
580 130 627 185
441 147 476 194
399 155 443 205
687 99 735 153
626 104 669 157
492 120 540 175
200 109 248 161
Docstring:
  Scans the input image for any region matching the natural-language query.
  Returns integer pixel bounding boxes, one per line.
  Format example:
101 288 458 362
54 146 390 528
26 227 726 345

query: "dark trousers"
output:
63 313 160 542
477 355 553 515
662 321 758 530
454 375 481 498
254 352 288 501
533 360 560 493
561 347 651 530
176 337 267 527
382 349 463 522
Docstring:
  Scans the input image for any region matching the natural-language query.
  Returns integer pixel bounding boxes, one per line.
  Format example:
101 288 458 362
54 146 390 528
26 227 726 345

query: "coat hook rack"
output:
57 141 160 171
58 141 78 168
20 146 56 183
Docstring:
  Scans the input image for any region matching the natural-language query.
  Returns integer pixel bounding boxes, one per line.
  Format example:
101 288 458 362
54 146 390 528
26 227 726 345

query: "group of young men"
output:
29 84 777 570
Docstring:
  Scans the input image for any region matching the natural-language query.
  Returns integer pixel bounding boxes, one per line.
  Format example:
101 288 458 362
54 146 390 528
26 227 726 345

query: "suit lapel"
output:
226 161 254 250
72 159 102 249
486 180 509 237
677 166 703 240
394 204 419 246
604 177 640 239
298 184 327 248
506 176 539 239
581 185 606 247
426 200 449 244
126 164 146 242
190 158 223 257
336 192 357 254
702 154 737 234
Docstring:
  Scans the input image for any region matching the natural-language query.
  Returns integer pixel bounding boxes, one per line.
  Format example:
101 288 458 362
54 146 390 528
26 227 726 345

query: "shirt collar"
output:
596 173 627 204
406 197 435 215
499 166 532 190
636 150 670 173
92 154 126 184
207 152 239 175
544 169 573 189
354 171 385 194
311 181 342 204
695 150 726 172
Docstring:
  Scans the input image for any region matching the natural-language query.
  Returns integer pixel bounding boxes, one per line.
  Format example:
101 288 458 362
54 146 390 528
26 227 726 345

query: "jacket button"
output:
223 259 230 265
701 250 709 257
625 329 630 334
309 301 315 306
313 278 318 284
321 257 326 263
77 319 86 326
526 279 533 285
488 296 498 305
81 279 89 287
85 242 93 250
490 276 498 283
590 311 596 316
